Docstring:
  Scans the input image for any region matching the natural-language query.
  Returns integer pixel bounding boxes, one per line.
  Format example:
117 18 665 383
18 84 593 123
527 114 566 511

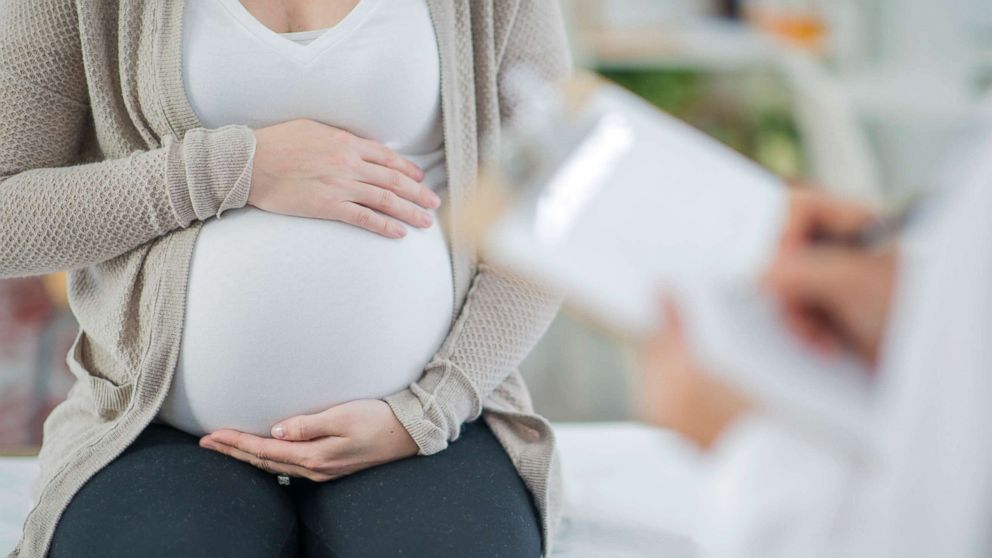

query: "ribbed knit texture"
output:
3 1 571 557
385 264 563 454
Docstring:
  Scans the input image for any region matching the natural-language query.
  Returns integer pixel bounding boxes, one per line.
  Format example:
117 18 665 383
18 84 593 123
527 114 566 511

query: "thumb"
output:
272 406 348 441
661 292 687 344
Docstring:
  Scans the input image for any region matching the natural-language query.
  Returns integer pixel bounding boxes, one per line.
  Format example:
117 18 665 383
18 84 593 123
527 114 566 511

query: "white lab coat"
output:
695 130 992 558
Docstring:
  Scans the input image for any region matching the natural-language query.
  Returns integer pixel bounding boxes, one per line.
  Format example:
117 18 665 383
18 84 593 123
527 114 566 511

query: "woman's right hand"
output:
248 119 442 238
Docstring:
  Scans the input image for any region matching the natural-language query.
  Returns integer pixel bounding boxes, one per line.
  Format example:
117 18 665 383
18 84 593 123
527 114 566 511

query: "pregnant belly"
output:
157 207 454 437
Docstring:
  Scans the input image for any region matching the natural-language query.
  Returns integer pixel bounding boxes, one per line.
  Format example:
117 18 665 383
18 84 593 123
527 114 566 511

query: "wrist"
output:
382 390 449 456
686 375 753 450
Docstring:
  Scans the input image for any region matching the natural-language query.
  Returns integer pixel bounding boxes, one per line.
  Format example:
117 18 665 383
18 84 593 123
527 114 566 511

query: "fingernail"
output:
430 194 442 208
272 425 286 439
420 213 433 227
393 226 407 238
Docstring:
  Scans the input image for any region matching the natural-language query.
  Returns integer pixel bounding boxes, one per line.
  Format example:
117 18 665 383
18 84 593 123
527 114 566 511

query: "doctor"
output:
639 134 992 557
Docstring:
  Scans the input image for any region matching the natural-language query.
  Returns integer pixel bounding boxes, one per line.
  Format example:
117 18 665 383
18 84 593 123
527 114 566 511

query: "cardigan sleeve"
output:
0 0 256 279
384 0 572 455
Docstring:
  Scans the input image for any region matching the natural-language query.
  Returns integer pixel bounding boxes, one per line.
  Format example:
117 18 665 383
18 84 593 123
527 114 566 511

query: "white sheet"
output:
1 423 703 556
553 423 703 557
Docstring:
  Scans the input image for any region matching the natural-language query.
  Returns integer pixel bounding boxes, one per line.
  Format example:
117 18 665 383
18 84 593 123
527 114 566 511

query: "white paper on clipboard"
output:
481 80 874 447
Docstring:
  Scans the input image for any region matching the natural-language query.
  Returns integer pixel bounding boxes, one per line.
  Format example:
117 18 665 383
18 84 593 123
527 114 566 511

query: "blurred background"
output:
525 0 992 421
2 0 991 451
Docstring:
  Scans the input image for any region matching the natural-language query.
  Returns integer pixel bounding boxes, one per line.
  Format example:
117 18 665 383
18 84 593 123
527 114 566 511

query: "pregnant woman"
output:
0 0 570 556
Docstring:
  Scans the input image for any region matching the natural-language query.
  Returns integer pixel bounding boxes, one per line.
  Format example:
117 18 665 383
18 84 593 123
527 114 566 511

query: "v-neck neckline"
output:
280 28 331 46
217 0 381 64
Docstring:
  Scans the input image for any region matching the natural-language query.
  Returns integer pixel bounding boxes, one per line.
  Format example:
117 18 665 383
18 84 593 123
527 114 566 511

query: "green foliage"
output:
597 68 805 179
599 68 705 116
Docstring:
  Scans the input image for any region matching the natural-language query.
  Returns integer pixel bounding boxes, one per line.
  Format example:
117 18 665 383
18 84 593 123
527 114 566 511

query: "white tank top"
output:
155 0 454 437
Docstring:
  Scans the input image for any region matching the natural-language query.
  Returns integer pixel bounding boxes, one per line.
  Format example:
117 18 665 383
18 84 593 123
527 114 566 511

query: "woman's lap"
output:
49 419 540 558
49 422 300 558
291 419 542 558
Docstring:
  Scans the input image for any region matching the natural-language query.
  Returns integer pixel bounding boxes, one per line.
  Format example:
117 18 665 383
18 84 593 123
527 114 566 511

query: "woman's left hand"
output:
199 399 419 482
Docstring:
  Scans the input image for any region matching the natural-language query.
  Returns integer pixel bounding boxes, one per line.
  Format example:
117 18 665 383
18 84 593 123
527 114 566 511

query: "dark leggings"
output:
49 420 541 558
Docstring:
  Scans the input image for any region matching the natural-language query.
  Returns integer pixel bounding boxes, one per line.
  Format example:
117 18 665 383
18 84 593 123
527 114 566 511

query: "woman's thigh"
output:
49 422 300 558
292 420 542 558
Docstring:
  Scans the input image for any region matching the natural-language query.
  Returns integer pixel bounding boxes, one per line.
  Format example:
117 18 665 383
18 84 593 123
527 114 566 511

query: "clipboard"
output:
461 71 874 448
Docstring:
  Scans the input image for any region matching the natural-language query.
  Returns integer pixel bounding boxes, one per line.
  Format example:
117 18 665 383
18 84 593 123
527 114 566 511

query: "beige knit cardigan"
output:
1 1 571 556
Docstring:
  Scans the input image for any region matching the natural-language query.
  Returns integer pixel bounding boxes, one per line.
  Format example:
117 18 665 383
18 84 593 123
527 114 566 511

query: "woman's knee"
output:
296 420 542 557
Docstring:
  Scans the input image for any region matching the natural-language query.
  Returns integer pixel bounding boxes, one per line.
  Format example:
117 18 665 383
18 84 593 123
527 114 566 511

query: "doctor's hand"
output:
638 297 753 449
199 399 419 482
771 190 883 356
778 189 878 256
764 245 899 365
249 119 442 239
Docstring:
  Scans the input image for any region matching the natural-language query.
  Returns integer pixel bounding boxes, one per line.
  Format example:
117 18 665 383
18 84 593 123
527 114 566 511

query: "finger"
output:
272 405 351 442
783 306 841 355
348 181 434 229
358 140 426 183
810 195 878 236
797 190 878 233
201 439 337 482
764 248 864 310
203 430 311 466
643 292 682 356
765 248 873 355
334 202 406 239
781 191 878 253
357 162 441 210
660 293 686 343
